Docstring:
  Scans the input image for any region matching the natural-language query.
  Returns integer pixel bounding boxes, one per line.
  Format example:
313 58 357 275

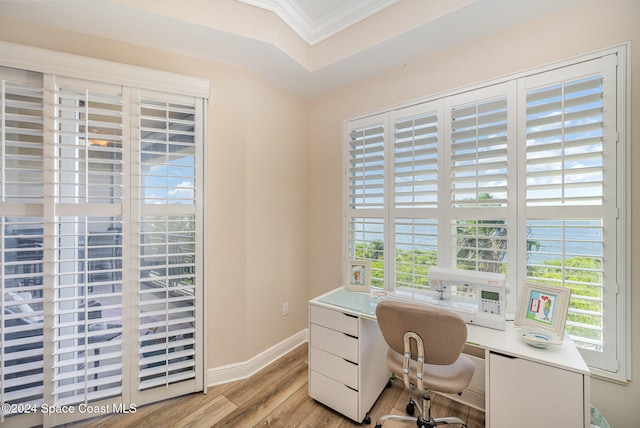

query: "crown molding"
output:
237 0 400 45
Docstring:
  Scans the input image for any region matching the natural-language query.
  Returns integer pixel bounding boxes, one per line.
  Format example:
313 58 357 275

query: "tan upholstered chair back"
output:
375 299 468 366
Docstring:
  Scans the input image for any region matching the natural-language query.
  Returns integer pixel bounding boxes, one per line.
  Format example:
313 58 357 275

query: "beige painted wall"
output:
0 18 310 369
0 0 638 425
308 0 639 426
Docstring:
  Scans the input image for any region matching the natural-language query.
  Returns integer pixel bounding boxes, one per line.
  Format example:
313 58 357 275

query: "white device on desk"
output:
425 267 507 330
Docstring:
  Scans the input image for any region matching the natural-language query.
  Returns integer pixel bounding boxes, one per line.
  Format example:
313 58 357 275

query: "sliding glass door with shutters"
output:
0 57 206 427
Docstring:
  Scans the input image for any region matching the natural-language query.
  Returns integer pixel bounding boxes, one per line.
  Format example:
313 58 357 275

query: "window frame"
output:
343 45 630 382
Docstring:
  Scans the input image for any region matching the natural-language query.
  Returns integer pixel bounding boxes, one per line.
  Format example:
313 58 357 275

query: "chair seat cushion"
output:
387 348 475 394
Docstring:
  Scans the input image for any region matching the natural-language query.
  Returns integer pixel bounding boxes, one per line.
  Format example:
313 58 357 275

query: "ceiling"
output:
0 0 583 98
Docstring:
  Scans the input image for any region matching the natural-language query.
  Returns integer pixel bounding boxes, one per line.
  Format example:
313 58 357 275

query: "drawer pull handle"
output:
491 351 517 359
343 332 358 339
343 358 357 366
345 385 358 392
343 313 358 319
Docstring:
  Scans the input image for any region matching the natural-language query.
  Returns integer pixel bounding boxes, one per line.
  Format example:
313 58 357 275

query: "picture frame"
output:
344 259 371 292
515 282 572 340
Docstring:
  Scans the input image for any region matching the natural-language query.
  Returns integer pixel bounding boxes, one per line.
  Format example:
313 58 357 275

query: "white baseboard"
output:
207 328 309 387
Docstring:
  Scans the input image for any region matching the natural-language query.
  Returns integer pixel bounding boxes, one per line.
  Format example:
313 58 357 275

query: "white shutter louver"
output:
526 219 604 350
348 217 384 288
525 75 604 206
1 217 44 408
138 215 196 390
53 217 123 405
450 97 508 207
394 218 437 291
140 100 196 205
138 94 197 391
394 112 438 208
1 78 44 203
55 86 123 204
453 219 508 274
348 124 385 210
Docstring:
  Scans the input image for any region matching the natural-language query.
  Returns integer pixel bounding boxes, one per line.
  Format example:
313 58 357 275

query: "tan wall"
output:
308 0 639 426
0 18 310 369
0 0 638 425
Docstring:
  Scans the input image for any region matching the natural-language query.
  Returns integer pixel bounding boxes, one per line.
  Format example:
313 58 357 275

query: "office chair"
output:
374 300 475 428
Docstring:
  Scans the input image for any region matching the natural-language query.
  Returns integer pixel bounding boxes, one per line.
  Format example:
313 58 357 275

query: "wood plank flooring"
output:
67 344 484 428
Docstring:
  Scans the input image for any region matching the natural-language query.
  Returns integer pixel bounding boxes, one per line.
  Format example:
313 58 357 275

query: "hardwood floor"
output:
67 344 484 428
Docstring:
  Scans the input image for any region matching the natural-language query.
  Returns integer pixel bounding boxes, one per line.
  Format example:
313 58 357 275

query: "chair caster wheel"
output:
375 425 382 428
406 402 415 416
363 415 371 424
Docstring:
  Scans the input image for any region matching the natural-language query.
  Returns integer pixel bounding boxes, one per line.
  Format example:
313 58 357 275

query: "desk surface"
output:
313 287 590 376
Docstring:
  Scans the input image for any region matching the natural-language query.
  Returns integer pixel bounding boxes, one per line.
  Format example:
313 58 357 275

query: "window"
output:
0 43 208 426
344 47 629 380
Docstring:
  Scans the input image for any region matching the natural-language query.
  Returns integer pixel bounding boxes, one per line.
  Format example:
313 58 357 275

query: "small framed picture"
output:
515 282 571 339
344 259 371 292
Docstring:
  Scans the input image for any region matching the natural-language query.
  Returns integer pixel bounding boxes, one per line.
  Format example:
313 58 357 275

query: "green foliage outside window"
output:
355 238 602 342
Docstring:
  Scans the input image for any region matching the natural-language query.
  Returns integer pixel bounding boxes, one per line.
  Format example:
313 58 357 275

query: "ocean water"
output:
358 219 603 265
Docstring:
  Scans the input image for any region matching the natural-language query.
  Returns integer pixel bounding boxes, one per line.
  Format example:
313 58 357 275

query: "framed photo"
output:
515 282 571 339
344 260 371 292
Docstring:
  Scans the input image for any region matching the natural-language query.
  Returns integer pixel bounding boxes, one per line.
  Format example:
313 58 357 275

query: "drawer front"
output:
310 346 358 389
310 305 358 336
309 370 359 422
310 323 358 362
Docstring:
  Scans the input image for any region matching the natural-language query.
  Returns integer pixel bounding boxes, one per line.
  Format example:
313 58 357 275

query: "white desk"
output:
308 288 591 427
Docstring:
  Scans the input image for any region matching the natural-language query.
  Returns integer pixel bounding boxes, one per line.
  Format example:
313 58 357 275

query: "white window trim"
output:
0 41 209 99
343 44 630 383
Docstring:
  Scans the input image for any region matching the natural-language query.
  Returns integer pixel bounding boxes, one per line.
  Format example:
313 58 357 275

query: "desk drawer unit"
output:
310 346 358 389
310 305 358 336
309 302 389 424
309 370 359 421
309 304 362 422
309 323 358 362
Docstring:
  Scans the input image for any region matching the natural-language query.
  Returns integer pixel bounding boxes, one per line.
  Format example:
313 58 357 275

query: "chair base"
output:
374 393 468 428
375 415 467 428
375 413 467 428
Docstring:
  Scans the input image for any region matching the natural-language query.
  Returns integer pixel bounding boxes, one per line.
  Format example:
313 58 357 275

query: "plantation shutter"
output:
521 56 618 372
343 48 627 379
393 218 438 293
345 115 386 287
447 84 514 275
449 88 509 207
0 72 44 202
390 102 442 293
347 217 384 288
525 76 604 206
1 218 45 416
51 78 125 407
347 118 385 210
0 43 208 426
135 93 201 400
55 83 124 204
1 68 45 425
393 109 439 209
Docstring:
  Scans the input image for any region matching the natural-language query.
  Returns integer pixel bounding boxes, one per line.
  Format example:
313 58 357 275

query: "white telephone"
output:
426 267 507 330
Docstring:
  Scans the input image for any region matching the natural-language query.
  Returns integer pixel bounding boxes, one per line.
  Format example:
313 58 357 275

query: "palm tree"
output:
456 193 541 273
